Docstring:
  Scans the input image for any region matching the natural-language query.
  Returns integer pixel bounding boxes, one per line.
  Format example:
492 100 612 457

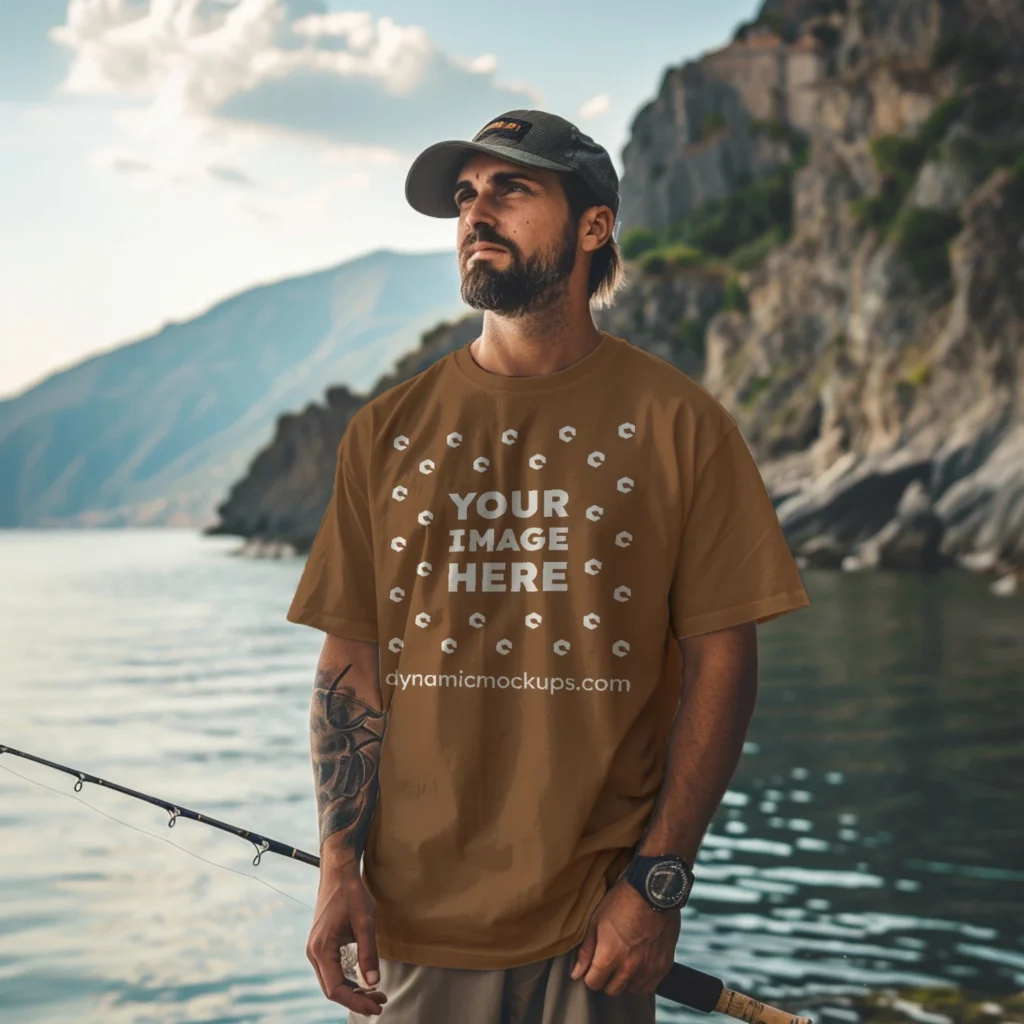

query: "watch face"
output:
645 861 691 909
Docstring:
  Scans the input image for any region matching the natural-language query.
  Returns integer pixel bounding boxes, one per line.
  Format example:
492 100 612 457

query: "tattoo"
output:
310 664 388 852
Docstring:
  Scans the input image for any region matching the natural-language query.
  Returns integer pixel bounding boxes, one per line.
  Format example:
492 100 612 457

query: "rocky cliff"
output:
210 315 483 550
213 0 1024 586
690 0 1024 577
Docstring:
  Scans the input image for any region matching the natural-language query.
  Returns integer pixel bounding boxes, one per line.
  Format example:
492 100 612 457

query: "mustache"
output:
462 225 518 257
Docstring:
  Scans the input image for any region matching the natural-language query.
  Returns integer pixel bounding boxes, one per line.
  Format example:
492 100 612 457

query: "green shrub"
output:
675 166 794 256
675 318 706 359
722 276 749 313
892 208 962 289
732 20 754 42
850 177 904 229
740 375 773 407
870 134 927 185
793 135 811 169
701 112 727 140
903 359 932 387
948 134 1022 179
965 84 1017 134
811 23 841 49
1005 155 1024 217
620 227 659 260
947 133 986 171
749 117 792 144
957 31 1007 86
917 96 965 153
756 11 786 36
728 225 786 271
931 35 961 69
664 243 706 267
931 29 1007 86
642 131 805 270
854 100 965 232
858 0 878 32
749 118 809 166
639 250 668 274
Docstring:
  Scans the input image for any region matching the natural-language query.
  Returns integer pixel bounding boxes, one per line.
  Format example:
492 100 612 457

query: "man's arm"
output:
311 633 388 868
306 634 389 1016
635 621 759 862
571 620 760 996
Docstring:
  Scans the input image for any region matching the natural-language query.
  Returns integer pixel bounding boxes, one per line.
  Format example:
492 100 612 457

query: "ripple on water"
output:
1 535 1023 1021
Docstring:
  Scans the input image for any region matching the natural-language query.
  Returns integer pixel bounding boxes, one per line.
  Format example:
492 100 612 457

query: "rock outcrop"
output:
209 316 483 550
618 10 833 230
687 0 1024 573
213 0 1024 581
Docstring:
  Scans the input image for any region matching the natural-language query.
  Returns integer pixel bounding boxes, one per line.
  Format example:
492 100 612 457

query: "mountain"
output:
212 0 1024 586
0 250 466 528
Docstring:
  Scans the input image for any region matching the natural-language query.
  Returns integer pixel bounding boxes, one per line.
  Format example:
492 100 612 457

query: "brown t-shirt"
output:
287 330 810 969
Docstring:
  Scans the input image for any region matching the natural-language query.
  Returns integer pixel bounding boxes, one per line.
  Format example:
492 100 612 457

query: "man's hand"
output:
569 877 680 997
306 864 388 1017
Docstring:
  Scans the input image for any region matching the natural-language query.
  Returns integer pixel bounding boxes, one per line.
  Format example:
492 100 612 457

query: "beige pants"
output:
347 945 657 1024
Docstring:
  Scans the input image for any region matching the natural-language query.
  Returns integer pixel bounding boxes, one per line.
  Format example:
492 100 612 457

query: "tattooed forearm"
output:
310 663 388 855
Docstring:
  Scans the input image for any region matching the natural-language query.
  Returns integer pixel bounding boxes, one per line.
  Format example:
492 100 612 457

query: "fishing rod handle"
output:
715 987 812 1024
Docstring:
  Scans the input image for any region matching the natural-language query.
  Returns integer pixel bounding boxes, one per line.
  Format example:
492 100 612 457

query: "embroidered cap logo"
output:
473 118 533 144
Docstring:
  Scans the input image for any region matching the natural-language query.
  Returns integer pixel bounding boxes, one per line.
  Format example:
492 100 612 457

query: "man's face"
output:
453 152 577 316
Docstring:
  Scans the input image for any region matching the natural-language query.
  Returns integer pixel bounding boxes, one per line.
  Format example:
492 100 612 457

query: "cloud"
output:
110 156 154 174
232 168 372 222
207 163 254 186
51 1 541 154
578 93 610 120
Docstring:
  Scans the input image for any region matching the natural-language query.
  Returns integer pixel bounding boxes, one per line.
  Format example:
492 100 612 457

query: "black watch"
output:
623 853 694 913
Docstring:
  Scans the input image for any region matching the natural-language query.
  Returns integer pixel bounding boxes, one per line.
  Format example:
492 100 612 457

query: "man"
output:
286 108 811 1023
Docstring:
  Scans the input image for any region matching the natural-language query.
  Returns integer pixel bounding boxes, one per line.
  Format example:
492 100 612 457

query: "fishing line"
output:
0 762 315 911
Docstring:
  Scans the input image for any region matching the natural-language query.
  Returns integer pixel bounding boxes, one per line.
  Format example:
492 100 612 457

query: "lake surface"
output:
1 529 1021 1024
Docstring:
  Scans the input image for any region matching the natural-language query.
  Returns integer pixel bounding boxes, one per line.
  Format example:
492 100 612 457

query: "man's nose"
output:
463 189 499 230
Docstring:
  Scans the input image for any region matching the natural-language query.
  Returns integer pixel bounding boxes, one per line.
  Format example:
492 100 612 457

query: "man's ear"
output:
579 206 615 252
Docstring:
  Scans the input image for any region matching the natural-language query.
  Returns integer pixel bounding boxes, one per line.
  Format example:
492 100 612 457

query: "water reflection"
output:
661 568 1024 1020
0 533 1020 1024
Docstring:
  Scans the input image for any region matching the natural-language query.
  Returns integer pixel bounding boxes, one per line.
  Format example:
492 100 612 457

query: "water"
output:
1 529 1021 1023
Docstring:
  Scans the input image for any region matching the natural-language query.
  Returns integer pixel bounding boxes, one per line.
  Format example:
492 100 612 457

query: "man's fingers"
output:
326 978 388 1016
353 914 381 987
602 961 636 998
308 939 387 1016
570 928 597 981
626 960 671 995
582 951 619 993
319 952 387 1015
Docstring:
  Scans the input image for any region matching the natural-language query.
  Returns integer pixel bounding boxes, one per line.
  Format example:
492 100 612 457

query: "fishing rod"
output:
0 743 811 1024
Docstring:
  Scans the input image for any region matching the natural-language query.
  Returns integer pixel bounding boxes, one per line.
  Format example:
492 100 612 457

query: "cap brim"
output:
405 140 573 218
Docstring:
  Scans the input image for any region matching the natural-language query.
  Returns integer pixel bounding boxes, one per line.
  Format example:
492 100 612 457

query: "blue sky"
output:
0 0 758 399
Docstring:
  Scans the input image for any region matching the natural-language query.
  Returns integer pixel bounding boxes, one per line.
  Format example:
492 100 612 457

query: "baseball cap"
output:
405 109 619 219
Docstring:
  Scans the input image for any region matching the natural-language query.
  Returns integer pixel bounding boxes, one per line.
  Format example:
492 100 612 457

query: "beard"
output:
460 220 577 317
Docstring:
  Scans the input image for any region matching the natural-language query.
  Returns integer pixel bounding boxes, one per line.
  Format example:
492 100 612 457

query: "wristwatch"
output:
623 852 695 913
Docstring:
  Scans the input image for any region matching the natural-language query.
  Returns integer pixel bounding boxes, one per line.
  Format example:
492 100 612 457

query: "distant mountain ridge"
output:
0 249 466 528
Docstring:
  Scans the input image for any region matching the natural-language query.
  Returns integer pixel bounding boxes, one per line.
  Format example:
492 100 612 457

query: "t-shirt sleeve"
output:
669 425 810 639
286 409 378 642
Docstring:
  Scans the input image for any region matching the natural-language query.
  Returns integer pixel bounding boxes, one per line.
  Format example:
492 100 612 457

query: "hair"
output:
560 173 626 309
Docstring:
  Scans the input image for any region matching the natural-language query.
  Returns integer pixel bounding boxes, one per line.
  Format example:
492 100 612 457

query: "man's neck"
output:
470 299 603 378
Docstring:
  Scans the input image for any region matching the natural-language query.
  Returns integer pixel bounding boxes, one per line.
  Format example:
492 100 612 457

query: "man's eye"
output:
455 191 473 205
506 183 526 193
